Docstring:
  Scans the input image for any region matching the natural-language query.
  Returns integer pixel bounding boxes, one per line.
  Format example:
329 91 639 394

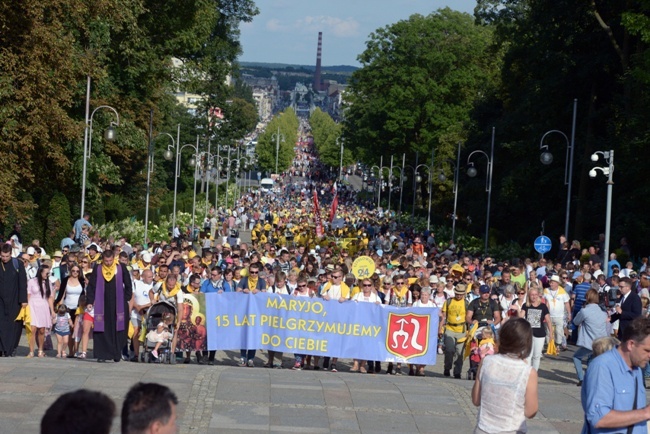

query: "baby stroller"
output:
142 301 177 364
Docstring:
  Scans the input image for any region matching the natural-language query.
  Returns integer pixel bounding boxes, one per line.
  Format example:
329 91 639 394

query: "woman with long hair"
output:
54 262 86 357
472 318 538 433
519 285 553 371
27 265 55 357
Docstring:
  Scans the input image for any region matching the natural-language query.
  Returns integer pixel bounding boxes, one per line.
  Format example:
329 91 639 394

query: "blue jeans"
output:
240 349 256 361
573 346 593 382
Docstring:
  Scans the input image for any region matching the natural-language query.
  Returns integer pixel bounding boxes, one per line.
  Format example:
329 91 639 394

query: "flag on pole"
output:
329 182 338 223
313 190 324 237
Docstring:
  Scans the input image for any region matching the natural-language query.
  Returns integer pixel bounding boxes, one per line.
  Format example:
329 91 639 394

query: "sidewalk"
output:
0 340 588 434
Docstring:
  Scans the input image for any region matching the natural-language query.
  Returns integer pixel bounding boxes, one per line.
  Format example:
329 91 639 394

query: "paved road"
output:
0 337 592 434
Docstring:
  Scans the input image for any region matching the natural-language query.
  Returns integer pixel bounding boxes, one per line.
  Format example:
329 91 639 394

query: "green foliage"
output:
0 0 258 229
255 109 298 174
309 108 355 169
44 193 72 252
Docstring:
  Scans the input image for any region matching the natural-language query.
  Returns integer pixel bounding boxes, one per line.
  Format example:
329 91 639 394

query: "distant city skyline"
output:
239 1 478 66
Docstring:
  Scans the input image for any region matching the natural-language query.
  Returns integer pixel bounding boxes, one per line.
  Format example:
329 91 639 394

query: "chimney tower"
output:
314 32 322 92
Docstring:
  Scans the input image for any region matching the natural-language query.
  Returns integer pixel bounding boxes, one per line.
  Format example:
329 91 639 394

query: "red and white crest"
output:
385 313 430 359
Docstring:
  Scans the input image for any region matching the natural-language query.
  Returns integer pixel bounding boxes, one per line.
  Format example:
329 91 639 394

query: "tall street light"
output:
80 76 120 220
338 137 344 181
589 149 615 275
539 99 578 239
413 159 434 231
467 127 495 255
438 141 461 243
164 135 199 238
145 130 176 245
272 127 285 174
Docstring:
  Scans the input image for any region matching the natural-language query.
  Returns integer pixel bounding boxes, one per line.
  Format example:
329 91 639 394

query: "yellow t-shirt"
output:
442 298 467 333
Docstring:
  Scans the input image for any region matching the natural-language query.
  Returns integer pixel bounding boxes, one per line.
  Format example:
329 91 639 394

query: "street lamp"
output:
145 130 176 245
338 137 344 182
590 149 615 275
539 99 578 239
467 127 495 255
164 135 199 239
80 76 120 220
437 141 461 243
272 126 285 174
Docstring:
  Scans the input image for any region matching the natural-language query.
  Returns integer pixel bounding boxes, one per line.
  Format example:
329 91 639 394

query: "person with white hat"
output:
543 274 571 351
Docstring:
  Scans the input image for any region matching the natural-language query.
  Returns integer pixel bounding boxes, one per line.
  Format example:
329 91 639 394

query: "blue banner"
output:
205 292 439 364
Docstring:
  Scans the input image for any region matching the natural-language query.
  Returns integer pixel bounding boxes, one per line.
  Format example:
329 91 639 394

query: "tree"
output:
343 8 497 211
255 109 298 174
309 109 354 169
45 193 72 252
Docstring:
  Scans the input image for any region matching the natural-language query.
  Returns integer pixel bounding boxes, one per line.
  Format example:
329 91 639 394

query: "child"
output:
78 298 95 359
71 295 86 357
53 304 73 358
147 322 172 360
592 336 620 357
478 328 496 359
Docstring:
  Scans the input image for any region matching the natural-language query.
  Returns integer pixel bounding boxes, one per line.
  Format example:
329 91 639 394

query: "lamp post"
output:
338 137 344 181
164 135 199 239
146 131 176 245
272 127 285 174
80 76 120 220
411 152 419 222
589 149 614 275
413 163 434 231
539 99 578 239
438 141 461 243
467 127 495 255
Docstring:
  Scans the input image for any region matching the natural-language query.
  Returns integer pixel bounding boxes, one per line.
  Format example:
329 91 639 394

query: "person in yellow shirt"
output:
441 284 470 379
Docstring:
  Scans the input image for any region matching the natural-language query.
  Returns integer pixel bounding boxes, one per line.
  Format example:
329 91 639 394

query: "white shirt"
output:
543 288 570 318
412 300 435 308
353 292 380 303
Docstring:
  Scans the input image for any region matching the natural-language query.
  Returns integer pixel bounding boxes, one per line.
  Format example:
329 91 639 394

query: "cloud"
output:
296 16 360 38
266 18 289 32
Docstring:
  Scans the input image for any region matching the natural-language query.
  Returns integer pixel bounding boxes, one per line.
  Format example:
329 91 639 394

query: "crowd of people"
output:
3 126 650 433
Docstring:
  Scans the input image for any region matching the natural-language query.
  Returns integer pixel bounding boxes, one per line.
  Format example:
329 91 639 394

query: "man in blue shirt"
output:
582 317 650 433
200 267 224 293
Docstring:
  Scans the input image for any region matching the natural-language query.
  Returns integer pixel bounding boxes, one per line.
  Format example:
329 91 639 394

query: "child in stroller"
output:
467 327 496 380
147 321 173 360
142 304 176 363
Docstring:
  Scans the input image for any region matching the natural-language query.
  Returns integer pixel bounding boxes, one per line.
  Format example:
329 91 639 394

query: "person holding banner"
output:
237 263 266 367
412 286 437 376
352 278 382 374
320 270 350 372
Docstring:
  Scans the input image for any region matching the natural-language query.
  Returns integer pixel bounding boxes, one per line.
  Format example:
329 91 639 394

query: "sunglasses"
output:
332 275 342 279
518 292 526 295
362 284 373 287
297 284 307 288
249 271 259 274
395 281 404 284
82 260 88 264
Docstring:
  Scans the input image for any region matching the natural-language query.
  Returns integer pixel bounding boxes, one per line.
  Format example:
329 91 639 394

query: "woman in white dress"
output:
411 287 436 376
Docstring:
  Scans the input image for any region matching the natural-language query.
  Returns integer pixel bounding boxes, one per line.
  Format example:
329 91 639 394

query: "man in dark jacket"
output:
610 277 642 339
0 244 28 356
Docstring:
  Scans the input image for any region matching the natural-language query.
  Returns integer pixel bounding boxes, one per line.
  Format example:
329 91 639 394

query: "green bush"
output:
44 193 71 252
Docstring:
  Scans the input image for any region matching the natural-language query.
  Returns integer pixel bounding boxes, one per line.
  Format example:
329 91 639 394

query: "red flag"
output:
313 190 323 237
329 182 338 223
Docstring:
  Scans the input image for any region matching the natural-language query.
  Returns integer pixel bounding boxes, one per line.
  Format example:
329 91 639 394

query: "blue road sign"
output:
534 236 552 254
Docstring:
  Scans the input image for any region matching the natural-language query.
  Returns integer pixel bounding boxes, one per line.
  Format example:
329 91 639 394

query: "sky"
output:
239 0 478 66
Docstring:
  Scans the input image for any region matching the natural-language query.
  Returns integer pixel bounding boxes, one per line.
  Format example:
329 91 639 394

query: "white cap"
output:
141 252 152 262
26 246 35 255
